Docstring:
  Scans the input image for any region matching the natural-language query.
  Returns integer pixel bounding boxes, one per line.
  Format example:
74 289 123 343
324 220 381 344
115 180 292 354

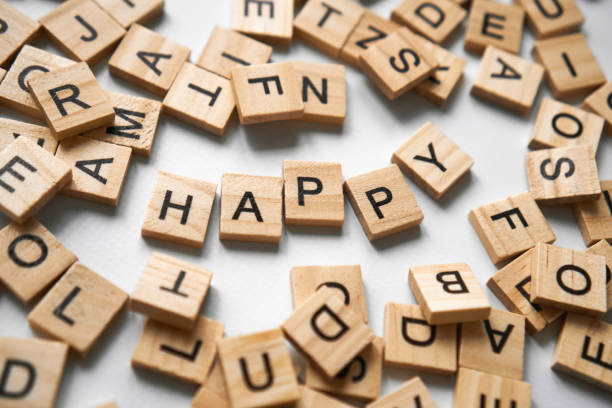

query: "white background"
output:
1 0 611 407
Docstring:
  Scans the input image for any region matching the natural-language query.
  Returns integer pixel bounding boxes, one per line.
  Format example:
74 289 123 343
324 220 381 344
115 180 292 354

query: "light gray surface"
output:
1 0 611 407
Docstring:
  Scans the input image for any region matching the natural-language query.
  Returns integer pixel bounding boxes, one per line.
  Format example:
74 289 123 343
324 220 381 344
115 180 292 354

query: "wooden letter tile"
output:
231 0 293 45
108 24 190 96
526 145 601 205
283 160 344 227
191 358 231 407
383 303 457 375
0 118 59 154
217 328 300 408
141 171 217 247
531 243 607 315
293 62 346 125
219 173 283 243
585 240 612 312
344 164 424 241
409 263 491 324
573 181 612 246
391 0 466 44
131 316 224 384
92 0 164 28
453 367 531 408
515 0 583 39
163 62 236 136
465 0 524 55
130 252 212 330
0 1 40 67
582 82 612 137
296 386 354 408
0 219 77 304
0 138 71 223
0 337 68 408
392 122 473 200
366 377 437 408
28 262 128 356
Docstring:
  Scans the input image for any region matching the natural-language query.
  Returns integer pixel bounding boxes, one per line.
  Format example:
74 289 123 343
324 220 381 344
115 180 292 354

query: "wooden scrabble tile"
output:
487 249 564 335
339 11 400 68
526 145 601 205
468 192 556 264
0 337 68 408
132 316 224 384
553 313 612 392
464 0 525 55
28 62 115 139
391 0 466 44
453 368 531 408
582 82 612 137
0 138 71 223
283 160 344 227
0 1 40 67
231 62 304 124
130 252 212 330
217 328 300 408
219 173 283 243
0 45 75 117
514 0 583 39
366 377 437 408
471 46 544 115
383 303 457 375
231 0 293 45
282 286 375 378
40 0 125 65
305 336 383 401
28 262 128 357
296 386 355 408
92 0 164 28
108 24 190 96
196 25 273 79
573 181 612 246
585 240 612 312
142 172 217 247
293 62 346 125
409 263 491 324
55 136 131 206
163 63 235 136
81 91 162 156
0 118 59 154
0 219 77 305
533 33 606 99
359 28 438 100
392 122 473 200
344 164 424 241
531 243 607 316
192 358 231 407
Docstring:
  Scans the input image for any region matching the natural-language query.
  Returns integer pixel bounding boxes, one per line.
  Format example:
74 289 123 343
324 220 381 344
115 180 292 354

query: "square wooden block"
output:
0 118 59 154
0 337 68 408
409 262 491 324
219 173 283 243
93 0 164 28
217 328 300 408
82 91 162 156
392 122 473 200
0 219 77 304
582 82 612 136
130 252 212 330
344 164 424 241
109 24 190 96
293 61 346 125
164 63 235 136
142 171 217 248
573 181 612 246
282 286 375 378
0 1 40 67
0 137 71 223
296 386 354 408
465 0 524 55
28 262 128 356
487 249 563 335
231 62 304 124
196 25 273 79
392 0 466 44
40 0 125 65
383 302 457 375
56 136 132 206
553 313 612 392
359 28 438 100
28 62 114 139
366 377 437 408
585 240 612 312
283 160 344 227
531 243 607 315
132 316 224 384
453 368 531 408
471 46 544 115
468 192 556 264
0 45 75 117
515 0 583 39
231 0 293 45
533 33 606 99
526 145 601 205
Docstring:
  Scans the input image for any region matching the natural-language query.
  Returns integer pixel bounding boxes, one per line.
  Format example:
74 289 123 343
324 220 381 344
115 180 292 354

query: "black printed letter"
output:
311 305 349 341
297 176 323 205
48 84 91 116
436 271 468 294
365 187 392 219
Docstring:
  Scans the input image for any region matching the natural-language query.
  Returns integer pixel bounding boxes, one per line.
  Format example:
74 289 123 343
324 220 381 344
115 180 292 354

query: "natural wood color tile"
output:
573 181 612 246
293 61 346 125
0 118 59 154
392 0 466 44
231 0 293 45
514 0 583 39
366 377 437 408
453 367 531 408
191 358 231 407
0 1 40 67
584 240 612 312
582 82 612 137
465 0 524 55
92 0 164 28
